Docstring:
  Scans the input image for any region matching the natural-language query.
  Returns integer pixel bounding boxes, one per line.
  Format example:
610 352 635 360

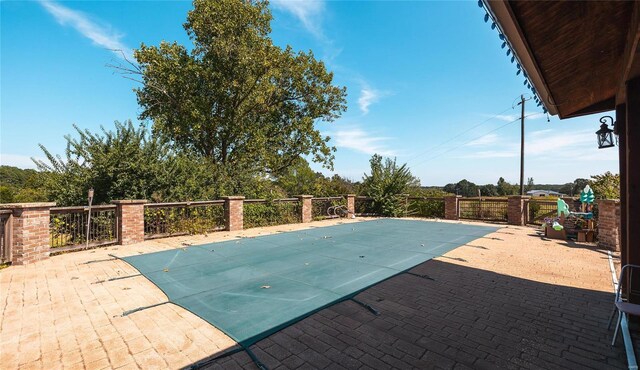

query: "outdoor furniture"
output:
610 264 640 346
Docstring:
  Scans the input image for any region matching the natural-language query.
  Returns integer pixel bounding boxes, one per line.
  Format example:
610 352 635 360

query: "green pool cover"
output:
122 219 499 346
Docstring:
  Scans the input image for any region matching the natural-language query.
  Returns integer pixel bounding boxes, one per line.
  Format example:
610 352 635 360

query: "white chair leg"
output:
612 311 622 346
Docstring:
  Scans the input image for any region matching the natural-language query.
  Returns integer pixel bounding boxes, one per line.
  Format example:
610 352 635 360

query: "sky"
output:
0 0 619 186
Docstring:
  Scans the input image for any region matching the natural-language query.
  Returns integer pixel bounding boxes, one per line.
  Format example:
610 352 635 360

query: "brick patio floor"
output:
1 219 628 369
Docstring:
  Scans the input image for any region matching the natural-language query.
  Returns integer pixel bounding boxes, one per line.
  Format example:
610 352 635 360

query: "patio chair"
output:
609 264 640 346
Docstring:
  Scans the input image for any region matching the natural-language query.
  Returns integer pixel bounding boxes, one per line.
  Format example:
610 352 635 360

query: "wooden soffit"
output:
487 1 639 119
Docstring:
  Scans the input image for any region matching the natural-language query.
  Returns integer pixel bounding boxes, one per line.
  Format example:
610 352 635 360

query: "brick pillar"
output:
296 195 313 223
346 194 356 217
112 200 147 245
507 196 529 226
597 199 621 251
444 196 460 220
2 203 55 265
223 196 244 231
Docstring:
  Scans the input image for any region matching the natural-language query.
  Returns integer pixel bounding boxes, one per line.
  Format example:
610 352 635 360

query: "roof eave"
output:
485 0 558 116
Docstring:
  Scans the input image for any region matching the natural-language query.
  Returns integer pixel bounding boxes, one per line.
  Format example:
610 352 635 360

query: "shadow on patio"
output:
196 259 627 369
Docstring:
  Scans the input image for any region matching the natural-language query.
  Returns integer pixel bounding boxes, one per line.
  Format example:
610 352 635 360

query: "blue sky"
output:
1 0 618 186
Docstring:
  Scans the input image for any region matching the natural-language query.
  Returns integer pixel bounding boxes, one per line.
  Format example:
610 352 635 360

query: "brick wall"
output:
597 199 620 251
297 195 313 223
444 196 460 220
113 200 147 245
508 196 529 226
224 196 245 231
2 203 55 265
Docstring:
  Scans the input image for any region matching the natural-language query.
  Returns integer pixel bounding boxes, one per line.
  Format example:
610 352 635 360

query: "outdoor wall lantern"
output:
596 116 615 149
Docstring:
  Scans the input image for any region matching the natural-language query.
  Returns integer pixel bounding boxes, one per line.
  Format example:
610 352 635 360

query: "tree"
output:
589 171 619 199
443 179 478 197
34 121 220 205
126 0 347 176
0 186 14 203
0 166 49 203
496 177 517 196
274 157 325 196
559 182 574 196
525 177 534 192
479 184 498 197
572 178 590 196
360 154 419 216
324 175 357 196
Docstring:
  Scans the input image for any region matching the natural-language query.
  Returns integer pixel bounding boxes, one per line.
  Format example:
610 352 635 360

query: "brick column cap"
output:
0 202 56 209
111 199 148 204
444 195 462 198
294 195 314 199
221 196 245 200
346 194 356 197
508 195 531 199
597 199 620 205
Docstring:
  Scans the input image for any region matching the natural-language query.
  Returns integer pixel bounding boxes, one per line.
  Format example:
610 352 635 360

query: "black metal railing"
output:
458 198 508 222
0 210 12 264
144 201 225 239
407 197 445 218
244 198 301 229
311 197 346 220
50 205 118 253
354 196 377 216
526 199 557 224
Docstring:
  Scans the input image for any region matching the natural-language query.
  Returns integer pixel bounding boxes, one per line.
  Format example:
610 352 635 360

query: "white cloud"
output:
492 111 545 122
39 0 133 60
458 128 616 161
527 128 594 156
327 127 395 156
0 154 44 169
358 87 382 115
465 133 499 147
271 0 325 38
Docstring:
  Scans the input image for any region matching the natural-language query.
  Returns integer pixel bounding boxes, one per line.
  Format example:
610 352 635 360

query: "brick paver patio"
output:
1 218 628 369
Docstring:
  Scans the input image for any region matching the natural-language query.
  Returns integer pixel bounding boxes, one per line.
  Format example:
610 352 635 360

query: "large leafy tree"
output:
34 121 217 205
589 171 620 199
126 0 347 176
360 154 419 216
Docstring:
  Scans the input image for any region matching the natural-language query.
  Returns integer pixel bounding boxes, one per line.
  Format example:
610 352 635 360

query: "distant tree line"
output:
441 175 617 199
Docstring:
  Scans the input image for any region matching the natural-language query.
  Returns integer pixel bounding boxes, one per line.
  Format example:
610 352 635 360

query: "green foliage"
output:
525 177 534 192
274 158 326 196
0 166 49 203
443 179 478 197
0 186 15 203
274 158 356 196
34 121 223 205
132 0 347 176
479 184 498 196
496 177 518 196
360 154 419 217
407 198 445 218
572 178 590 196
589 171 620 199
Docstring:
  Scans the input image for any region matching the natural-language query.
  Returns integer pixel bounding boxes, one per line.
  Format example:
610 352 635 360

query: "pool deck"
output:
0 218 627 369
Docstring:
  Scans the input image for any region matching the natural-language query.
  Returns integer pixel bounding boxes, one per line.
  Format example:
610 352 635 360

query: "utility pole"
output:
518 95 525 196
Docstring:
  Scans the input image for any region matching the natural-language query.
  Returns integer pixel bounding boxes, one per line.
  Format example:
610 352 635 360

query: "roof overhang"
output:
485 1 640 119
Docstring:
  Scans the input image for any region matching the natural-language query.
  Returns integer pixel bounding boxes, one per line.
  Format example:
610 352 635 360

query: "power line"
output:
405 106 514 163
410 112 542 170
